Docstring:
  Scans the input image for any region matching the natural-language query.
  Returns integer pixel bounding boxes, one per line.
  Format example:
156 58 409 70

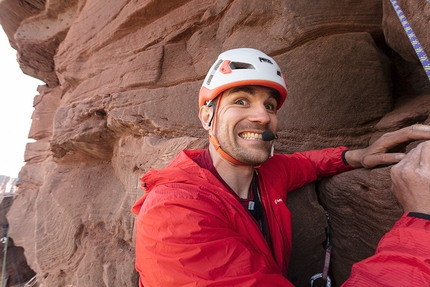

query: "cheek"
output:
215 115 238 140
271 114 278 128
216 109 236 129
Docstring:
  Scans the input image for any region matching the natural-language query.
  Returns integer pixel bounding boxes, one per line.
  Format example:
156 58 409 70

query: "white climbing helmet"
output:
198 48 288 109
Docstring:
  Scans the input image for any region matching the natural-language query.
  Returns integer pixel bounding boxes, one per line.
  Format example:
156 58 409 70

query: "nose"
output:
248 103 271 124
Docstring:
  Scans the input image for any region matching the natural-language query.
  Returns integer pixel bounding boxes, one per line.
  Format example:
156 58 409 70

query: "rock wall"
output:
0 0 429 286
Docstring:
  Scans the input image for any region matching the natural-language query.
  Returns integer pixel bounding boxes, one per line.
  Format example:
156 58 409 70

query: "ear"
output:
199 105 213 131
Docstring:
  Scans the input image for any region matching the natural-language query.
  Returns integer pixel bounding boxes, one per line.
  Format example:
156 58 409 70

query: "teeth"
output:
240 132 262 140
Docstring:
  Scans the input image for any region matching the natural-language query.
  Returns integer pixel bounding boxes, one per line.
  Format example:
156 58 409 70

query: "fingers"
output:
391 147 419 176
412 124 430 132
390 141 430 213
419 140 430 167
361 153 405 168
360 124 430 168
345 125 430 169
374 124 430 151
399 140 430 168
391 141 425 172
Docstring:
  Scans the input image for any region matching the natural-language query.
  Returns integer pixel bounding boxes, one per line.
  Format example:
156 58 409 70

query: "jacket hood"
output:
131 150 220 214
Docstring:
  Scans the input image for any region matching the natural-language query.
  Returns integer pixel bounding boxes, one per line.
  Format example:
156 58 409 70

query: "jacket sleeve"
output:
135 185 295 287
342 213 430 287
299 146 354 177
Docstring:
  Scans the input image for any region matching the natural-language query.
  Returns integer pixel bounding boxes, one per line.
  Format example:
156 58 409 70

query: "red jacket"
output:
132 147 352 286
342 213 430 286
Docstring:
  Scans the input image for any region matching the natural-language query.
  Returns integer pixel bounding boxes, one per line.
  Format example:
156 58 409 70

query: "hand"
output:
345 124 430 168
390 141 430 214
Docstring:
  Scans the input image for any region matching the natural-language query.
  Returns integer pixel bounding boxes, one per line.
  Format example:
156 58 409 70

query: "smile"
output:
239 132 263 140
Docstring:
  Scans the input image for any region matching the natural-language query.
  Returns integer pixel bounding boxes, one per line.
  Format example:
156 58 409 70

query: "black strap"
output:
248 170 268 243
407 212 430 221
322 211 332 280
341 149 349 165
248 172 263 221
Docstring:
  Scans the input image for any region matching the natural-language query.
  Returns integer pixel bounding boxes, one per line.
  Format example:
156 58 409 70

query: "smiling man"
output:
132 48 430 287
203 86 278 163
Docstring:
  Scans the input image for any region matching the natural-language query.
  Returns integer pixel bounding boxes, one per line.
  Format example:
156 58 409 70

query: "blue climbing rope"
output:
389 0 430 81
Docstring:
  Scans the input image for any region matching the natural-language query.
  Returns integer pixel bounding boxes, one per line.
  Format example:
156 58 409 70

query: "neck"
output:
209 144 254 198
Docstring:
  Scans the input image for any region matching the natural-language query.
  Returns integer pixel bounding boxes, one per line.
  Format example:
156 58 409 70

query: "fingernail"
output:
395 154 405 161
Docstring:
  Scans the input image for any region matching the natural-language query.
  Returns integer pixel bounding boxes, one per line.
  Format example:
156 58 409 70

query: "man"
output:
132 48 430 286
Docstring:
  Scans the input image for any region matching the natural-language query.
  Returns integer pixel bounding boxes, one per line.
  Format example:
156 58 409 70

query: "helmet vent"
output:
206 59 224 85
230 62 255 70
277 71 281 77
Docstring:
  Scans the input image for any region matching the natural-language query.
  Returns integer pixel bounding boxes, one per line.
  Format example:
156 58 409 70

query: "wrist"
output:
343 149 363 168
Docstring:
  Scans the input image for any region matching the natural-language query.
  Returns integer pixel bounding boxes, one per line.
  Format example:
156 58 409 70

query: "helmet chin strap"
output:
208 93 255 167
208 134 248 166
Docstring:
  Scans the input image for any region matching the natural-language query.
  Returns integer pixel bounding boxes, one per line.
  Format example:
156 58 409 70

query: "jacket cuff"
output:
341 149 349 166
407 212 430 221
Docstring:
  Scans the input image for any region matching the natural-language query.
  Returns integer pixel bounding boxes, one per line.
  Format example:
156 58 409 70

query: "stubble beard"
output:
221 136 272 166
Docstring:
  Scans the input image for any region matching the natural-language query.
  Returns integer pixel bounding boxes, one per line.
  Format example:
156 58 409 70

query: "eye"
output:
265 103 277 111
235 99 248 106
265 104 274 111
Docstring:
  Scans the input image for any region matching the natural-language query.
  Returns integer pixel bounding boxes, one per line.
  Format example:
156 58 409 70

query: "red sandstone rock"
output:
0 0 429 286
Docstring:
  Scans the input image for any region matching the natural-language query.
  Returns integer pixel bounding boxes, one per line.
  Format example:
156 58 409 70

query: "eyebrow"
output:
229 86 280 102
229 86 255 95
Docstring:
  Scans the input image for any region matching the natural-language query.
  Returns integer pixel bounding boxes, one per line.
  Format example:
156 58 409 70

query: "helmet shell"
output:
198 48 288 109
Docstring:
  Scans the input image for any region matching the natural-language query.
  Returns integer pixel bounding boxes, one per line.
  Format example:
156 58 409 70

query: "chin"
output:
239 152 271 166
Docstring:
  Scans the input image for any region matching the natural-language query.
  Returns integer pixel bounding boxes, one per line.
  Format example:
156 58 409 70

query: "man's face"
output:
213 85 279 165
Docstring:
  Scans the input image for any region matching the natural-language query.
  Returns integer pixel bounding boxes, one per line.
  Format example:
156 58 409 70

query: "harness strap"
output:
250 170 268 243
310 211 332 287
322 211 332 280
208 93 248 166
389 0 430 81
209 134 248 166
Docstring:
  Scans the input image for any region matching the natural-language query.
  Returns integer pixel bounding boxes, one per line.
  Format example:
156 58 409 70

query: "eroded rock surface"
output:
1 0 429 286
